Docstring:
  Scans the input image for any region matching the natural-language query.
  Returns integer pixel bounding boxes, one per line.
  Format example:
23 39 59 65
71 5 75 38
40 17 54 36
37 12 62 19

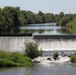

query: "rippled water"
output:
0 62 76 75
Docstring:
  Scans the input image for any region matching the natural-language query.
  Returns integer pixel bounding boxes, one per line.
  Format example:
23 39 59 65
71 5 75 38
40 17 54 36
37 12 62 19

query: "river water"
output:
0 61 76 75
20 23 68 35
0 23 76 75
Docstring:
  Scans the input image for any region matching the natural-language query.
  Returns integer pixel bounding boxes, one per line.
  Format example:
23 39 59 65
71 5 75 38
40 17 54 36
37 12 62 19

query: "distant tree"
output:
59 12 64 18
57 12 73 26
54 14 58 22
0 8 6 33
2 6 21 33
38 11 44 16
19 12 27 26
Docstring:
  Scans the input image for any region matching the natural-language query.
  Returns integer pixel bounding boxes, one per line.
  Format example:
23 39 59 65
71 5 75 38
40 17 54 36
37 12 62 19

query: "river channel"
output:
0 23 76 75
20 23 70 35
0 61 76 75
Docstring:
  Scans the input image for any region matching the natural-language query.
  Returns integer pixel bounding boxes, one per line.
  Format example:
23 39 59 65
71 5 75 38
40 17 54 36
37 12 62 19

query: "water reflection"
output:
20 29 53 34
20 23 70 35
56 29 72 34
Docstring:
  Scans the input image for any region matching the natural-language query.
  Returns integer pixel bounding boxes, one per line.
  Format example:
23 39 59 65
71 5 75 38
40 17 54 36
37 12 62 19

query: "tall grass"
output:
0 50 32 67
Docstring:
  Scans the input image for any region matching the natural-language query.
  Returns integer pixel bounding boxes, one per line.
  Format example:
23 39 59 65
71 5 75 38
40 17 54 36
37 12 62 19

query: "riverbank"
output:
0 50 32 67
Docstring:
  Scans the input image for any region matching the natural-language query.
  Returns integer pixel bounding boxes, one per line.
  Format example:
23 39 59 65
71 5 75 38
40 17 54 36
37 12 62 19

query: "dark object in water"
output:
47 57 52 61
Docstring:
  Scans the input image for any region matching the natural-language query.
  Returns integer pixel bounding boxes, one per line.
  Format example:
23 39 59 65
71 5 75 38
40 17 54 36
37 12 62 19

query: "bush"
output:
53 52 59 60
70 53 76 63
24 42 43 59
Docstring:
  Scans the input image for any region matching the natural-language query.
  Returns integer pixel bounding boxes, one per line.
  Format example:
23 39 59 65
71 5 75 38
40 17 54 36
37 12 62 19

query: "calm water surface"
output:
0 62 76 75
20 23 69 35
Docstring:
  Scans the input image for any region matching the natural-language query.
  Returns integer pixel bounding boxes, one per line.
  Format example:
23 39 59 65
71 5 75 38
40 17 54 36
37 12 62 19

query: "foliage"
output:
53 52 59 60
70 53 76 63
0 50 32 67
57 13 73 27
24 42 43 59
66 18 76 34
0 6 76 34
0 6 57 34
66 18 76 27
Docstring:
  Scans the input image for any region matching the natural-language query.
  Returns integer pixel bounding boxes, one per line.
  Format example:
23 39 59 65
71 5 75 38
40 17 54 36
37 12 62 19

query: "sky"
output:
0 0 76 14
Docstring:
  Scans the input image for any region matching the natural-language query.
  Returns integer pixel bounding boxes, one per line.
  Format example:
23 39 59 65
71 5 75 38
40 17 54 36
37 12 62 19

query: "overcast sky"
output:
0 0 76 14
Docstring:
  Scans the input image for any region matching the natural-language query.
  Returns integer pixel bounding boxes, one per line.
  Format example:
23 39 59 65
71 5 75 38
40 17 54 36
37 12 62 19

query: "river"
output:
0 23 76 75
0 61 76 75
20 23 69 35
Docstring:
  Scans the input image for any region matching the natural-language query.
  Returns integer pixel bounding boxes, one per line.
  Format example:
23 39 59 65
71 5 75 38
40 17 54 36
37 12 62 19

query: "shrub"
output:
24 42 43 59
53 52 59 60
70 53 76 63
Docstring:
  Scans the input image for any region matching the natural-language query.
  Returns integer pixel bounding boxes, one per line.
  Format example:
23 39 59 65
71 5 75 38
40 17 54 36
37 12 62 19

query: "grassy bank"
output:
0 50 32 67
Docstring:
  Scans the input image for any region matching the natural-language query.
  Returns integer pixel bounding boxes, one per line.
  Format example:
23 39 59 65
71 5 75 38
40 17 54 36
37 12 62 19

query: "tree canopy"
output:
0 6 56 34
0 6 76 34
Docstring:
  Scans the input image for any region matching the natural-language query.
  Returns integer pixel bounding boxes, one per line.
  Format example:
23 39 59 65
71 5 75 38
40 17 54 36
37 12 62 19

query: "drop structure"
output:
34 35 76 51
0 35 76 52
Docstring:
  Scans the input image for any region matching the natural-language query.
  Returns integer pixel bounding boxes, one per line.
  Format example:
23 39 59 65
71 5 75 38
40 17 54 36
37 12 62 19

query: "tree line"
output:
0 6 57 34
0 6 76 34
56 12 76 27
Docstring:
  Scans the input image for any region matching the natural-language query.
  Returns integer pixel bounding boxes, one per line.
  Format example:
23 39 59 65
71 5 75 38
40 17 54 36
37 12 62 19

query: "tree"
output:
2 6 21 33
59 12 64 18
0 8 6 33
19 12 27 26
24 42 42 59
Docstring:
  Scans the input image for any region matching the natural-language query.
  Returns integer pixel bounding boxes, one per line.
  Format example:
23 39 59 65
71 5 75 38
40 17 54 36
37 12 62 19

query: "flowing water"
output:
0 60 76 75
0 36 76 51
0 23 76 75
37 39 76 51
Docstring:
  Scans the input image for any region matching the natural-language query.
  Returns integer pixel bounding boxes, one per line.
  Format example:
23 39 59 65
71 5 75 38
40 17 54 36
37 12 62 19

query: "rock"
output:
47 57 52 61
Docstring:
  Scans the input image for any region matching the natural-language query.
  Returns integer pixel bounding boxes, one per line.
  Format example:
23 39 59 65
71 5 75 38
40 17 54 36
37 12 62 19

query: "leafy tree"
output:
38 11 44 16
59 12 64 18
24 42 42 59
34 14 42 23
54 14 58 22
0 8 6 33
2 6 21 33
57 13 73 26
19 12 27 26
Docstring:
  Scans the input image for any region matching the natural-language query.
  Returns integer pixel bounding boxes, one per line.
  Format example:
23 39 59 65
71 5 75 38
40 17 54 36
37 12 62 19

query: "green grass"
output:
0 50 32 67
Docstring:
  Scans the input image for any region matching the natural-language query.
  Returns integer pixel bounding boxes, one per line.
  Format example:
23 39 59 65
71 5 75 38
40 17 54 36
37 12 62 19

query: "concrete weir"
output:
0 34 76 52
33 34 76 51
33 34 76 39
